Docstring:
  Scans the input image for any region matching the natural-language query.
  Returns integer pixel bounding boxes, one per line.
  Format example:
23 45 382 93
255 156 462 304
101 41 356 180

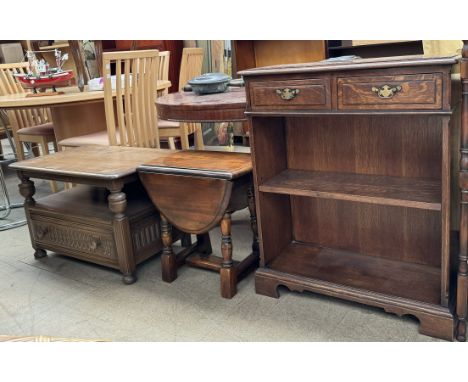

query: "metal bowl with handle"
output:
187 73 231 94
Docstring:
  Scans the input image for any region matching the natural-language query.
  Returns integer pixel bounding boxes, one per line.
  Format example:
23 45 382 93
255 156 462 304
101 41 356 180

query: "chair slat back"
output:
0 62 51 131
178 48 204 141
178 47 204 91
103 50 160 148
157 51 170 96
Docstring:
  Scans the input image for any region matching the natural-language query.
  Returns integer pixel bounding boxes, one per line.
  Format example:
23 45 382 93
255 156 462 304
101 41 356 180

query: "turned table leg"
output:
220 211 236 298
108 185 136 284
161 213 178 282
18 175 46 259
197 233 212 256
181 233 192 247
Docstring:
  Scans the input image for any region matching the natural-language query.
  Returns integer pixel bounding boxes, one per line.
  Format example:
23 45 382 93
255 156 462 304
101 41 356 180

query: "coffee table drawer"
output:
337 73 443 110
30 215 117 264
249 78 331 110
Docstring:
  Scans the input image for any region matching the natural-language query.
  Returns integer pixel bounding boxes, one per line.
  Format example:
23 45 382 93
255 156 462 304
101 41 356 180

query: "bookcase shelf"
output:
259 169 441 211
267 242 441 305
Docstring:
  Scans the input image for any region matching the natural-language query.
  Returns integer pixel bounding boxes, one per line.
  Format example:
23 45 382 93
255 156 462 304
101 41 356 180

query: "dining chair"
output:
157 51 170 97
0 62 58 192
58 49 161 149
158 47 205 150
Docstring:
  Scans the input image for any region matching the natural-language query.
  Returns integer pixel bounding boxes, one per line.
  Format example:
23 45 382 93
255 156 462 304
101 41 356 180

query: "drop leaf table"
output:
138 150 259 298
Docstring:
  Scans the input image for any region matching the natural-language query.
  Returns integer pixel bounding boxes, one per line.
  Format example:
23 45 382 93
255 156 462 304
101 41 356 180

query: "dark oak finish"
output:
138 150 258 298
260 169 441 211
242 55 459 340
10 146 178 284
337 73 443 110
249 78 331 111
156 87 247 123
457 41 468 342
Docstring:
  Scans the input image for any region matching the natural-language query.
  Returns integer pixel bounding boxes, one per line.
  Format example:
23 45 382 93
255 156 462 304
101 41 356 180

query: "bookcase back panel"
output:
286 116 442 180
291 196 441 267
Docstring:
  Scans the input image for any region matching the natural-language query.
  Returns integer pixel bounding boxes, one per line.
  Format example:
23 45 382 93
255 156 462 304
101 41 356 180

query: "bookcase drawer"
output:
337 73 443 110
249 78 331 110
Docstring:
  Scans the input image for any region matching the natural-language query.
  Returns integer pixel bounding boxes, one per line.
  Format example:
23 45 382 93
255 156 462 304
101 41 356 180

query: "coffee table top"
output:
138 150 252 180
10 146 173 180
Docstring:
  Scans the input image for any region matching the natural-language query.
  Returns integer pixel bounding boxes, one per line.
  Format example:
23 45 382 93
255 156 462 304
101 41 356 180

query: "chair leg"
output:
38 137 58 193
180 124 190 150
168 137 176 150
15 137 26 161
194 124 204 150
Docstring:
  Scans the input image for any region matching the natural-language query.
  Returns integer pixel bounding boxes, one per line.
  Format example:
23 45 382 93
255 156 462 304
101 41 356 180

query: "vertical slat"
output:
143 57 153 147
31 108 40 125
152 55 160 148
132 57 142 146
145 56 155 147
139 57 148 147
45 108 52 123
103 57 117 146
115 58 126 146
124 58 134 146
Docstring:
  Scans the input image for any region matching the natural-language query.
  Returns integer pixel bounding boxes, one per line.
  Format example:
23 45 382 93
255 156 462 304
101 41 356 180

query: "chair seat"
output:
17 122 55 137
158 119 180 129
58 130 117 147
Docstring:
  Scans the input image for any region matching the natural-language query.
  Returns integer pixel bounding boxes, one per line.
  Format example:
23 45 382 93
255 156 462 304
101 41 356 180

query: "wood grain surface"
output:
10 146 172 179
156 87 246 122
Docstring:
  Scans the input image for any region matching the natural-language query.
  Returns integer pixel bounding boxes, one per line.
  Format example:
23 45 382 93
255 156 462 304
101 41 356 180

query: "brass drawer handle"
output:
36 226 48 239
276 88 300 101
371 84 402 99
89 237 101 251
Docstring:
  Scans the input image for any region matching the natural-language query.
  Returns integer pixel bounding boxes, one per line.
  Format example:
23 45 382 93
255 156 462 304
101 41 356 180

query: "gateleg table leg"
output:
161 213 178 282
220 211 236 298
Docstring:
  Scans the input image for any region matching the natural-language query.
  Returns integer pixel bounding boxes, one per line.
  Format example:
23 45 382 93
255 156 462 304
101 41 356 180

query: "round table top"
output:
156 87 247 122
0 80 172 109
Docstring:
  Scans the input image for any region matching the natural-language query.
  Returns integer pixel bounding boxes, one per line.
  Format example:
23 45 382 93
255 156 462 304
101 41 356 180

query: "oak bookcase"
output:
241 55 463 340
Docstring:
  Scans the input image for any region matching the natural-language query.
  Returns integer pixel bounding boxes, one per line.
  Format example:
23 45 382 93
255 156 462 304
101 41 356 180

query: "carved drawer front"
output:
31 217 117 261
249 78 331 110
337 73 443 110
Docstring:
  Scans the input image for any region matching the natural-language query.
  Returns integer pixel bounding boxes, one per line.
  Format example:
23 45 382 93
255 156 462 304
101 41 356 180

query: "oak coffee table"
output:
10 145 177 284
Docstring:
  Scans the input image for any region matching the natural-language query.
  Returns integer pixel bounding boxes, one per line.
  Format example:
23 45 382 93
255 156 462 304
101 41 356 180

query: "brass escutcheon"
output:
276 88 300 100
371 84 402 99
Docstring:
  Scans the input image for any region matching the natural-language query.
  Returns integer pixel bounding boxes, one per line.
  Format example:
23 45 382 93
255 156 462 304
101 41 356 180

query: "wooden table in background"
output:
156 87 247 123
0 81 171 145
